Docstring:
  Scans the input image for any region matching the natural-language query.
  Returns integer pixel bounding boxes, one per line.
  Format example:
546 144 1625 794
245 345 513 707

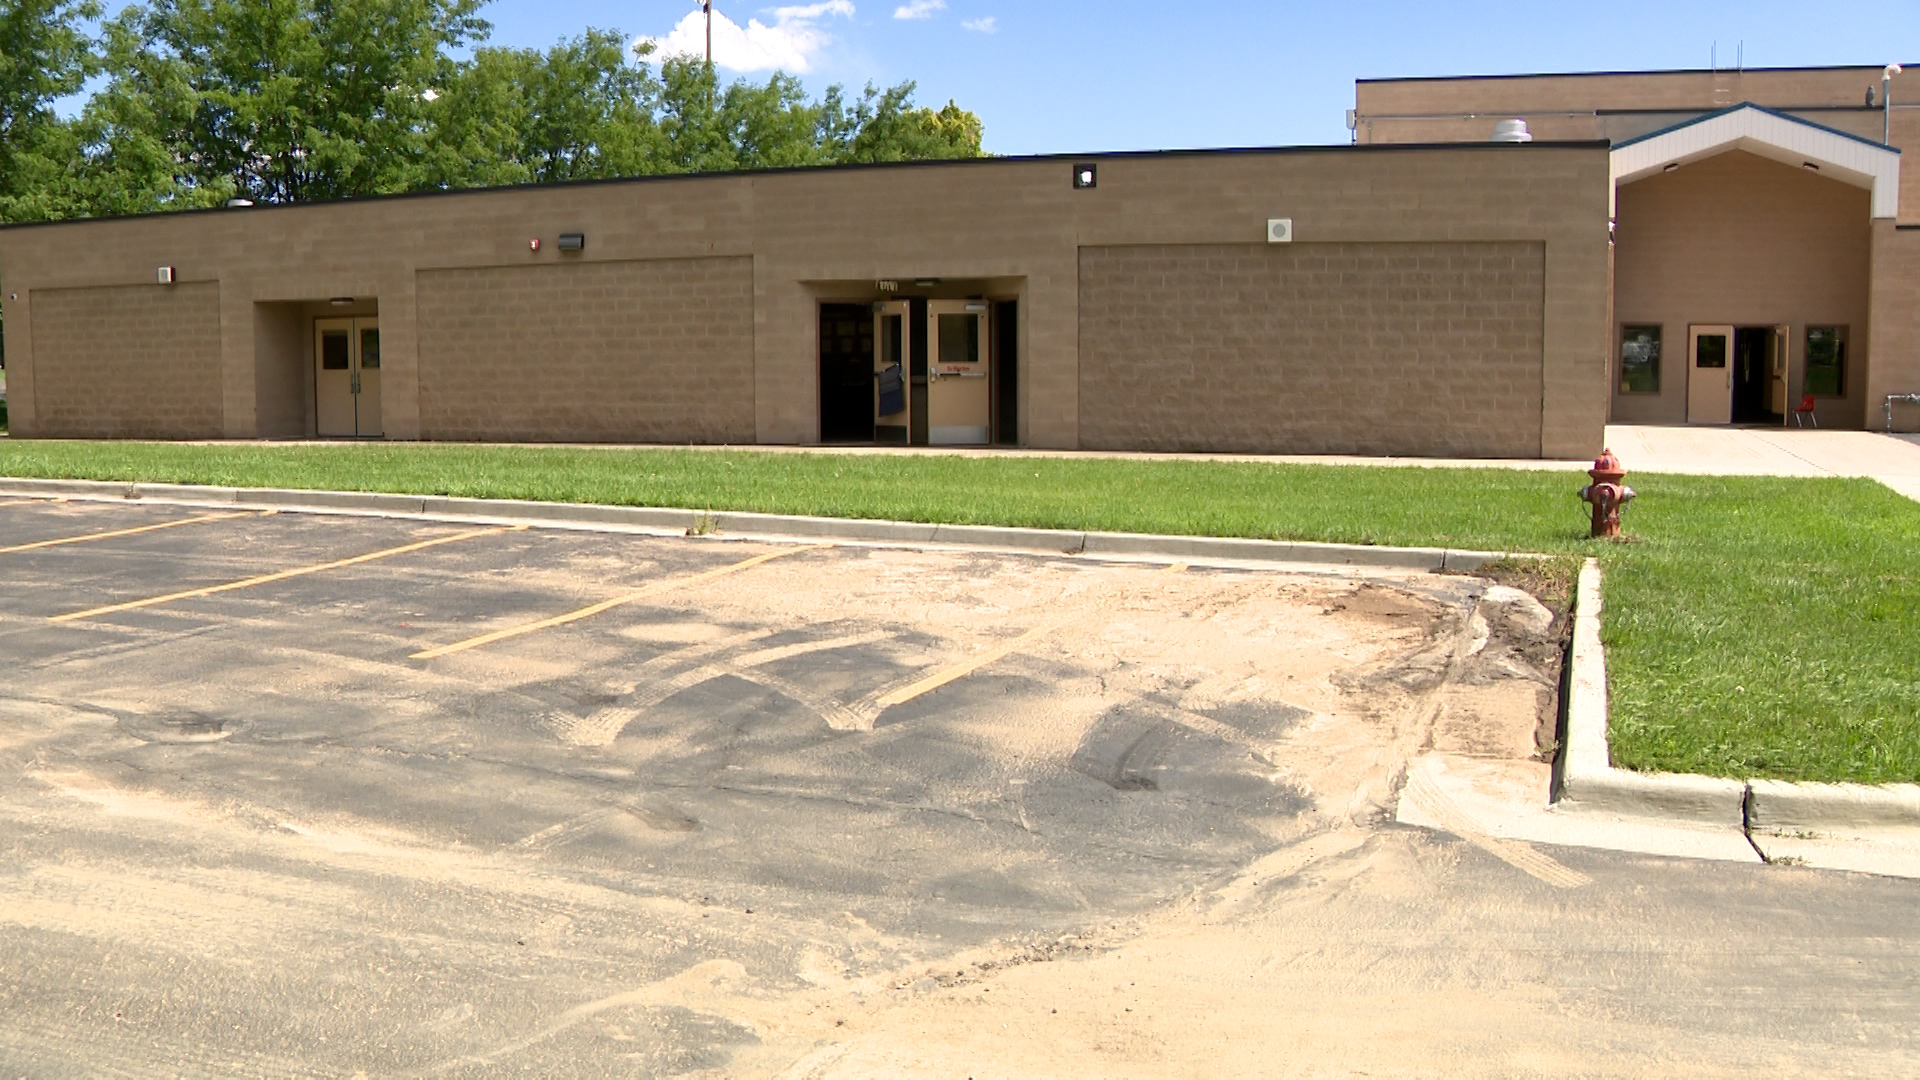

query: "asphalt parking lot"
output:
2 495 1918 1076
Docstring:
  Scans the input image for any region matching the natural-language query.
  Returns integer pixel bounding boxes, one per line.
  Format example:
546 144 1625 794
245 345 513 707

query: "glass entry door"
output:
315 317 381 437
926 301 991 445
1687 324 1733 425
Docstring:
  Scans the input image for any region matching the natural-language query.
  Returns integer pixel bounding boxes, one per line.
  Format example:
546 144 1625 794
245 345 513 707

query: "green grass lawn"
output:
0 440 1914 784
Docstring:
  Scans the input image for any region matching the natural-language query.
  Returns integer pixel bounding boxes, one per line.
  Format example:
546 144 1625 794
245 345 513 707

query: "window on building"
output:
1619 325 1661 393
1805 326 1847 397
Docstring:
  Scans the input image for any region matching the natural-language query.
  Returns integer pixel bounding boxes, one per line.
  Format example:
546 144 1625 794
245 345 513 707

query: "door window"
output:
1695 334 1727 369
321 331 350 370
359 327 380 369
938 313 980 364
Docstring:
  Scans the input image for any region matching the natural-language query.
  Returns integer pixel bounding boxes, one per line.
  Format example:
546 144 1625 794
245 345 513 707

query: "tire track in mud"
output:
562 629 898 745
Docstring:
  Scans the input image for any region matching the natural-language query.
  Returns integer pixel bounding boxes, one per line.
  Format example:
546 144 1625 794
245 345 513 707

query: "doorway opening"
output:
1732 325 1787 424
1689 323 1790 426
816 292 1018 446
818 303 876 443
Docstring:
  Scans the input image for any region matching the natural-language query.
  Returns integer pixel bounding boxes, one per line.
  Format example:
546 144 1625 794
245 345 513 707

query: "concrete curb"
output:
0 475 1514 573
1554 558 1748 828
1554 558 1920 839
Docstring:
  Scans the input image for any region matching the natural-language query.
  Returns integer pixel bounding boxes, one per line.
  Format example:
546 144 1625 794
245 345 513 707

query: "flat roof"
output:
0 139 1610 233
1359 63 1916 86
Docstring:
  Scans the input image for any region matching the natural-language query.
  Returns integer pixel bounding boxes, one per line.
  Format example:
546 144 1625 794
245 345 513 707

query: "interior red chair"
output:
1792 394 1818 428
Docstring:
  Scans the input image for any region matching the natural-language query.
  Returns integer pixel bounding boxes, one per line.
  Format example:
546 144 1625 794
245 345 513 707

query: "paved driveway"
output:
0 496 1915 1075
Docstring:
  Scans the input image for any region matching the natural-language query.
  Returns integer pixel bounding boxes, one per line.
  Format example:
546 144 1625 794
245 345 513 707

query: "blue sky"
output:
476 0 1919 154
82 1 1920 153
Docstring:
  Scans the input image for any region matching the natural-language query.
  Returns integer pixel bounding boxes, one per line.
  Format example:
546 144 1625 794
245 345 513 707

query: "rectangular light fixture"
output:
557 233 585 251
157 266 175 284
1072 163 1097 189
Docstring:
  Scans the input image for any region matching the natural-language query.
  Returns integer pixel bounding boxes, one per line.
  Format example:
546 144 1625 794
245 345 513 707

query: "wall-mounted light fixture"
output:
1662 162 1680 172
1267 218 1294 244
557 233 585 251
1072 163 1097 189
329 297 354 307
157 266 175 284
913 278 940 288
1802 161 1821 171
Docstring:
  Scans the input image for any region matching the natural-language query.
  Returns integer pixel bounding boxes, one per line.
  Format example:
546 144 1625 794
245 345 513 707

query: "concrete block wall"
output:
415 258 755 443
1868 223 1920 432
0 142 1612 457
1354 67 1920 225
1078 241 1546 456
27 282 224 438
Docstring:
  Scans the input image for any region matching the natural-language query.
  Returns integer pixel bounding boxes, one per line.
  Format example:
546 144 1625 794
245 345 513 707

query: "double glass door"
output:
315 317 382 437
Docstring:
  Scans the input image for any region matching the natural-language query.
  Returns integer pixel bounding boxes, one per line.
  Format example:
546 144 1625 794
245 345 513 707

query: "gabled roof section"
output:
1610 102 1900 218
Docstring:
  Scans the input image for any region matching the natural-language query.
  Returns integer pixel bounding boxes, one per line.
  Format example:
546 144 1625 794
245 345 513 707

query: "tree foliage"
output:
0 0 988 223
0 0 99 219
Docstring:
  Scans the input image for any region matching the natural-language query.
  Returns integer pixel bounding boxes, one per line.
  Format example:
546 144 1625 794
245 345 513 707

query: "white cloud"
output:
893 0 945 19
961 15 995 32
639 1 855 74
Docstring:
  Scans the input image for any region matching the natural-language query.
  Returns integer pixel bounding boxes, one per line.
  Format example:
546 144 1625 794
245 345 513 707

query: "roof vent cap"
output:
1491 118 1533 143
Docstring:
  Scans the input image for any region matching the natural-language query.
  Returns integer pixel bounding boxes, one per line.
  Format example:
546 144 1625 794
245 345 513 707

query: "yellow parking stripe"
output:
52 524 519 623
0 510 255 556
874 616 1072 709
412 544 824 661
0 497 68 508
874 561 1189 709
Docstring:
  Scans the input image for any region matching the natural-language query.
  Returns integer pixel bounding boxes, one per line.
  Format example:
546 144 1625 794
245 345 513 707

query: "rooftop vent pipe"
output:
1491 118 1533 143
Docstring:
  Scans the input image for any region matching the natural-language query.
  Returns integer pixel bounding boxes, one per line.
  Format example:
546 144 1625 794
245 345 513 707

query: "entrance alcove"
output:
254 298 380 437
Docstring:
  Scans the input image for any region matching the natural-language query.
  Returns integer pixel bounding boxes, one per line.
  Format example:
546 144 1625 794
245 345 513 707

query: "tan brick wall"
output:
1352 66 1920 224
1868 223 1920 432
1078 242 1546 456
0 143 1609 457
28 282 223 438
1612 151 1872 427
414 257 755 442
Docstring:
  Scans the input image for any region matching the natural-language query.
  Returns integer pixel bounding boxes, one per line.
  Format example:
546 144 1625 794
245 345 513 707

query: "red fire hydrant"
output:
1578 449 1635 538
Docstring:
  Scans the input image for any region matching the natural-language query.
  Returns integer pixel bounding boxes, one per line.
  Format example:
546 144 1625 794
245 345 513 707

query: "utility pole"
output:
703 0 713 66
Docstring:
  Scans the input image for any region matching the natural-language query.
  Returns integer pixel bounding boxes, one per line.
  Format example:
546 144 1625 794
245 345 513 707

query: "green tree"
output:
95 0 488 203
833 84 984 164
0 0 100 221
425 30 661 188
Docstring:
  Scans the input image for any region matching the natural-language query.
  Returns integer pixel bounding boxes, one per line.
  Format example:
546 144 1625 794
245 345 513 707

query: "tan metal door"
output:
314 317 381 437
873 300 911 443
1687 324 1734 425
926 301 990 445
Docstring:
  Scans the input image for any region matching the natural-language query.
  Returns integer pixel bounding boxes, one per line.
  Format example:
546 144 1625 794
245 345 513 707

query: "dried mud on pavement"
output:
1 498 1914 1076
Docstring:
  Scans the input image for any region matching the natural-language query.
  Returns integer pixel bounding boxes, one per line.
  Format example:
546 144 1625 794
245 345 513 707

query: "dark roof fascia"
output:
1610 101 1899 153
0 139 1612 233
1359 64 1915 85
